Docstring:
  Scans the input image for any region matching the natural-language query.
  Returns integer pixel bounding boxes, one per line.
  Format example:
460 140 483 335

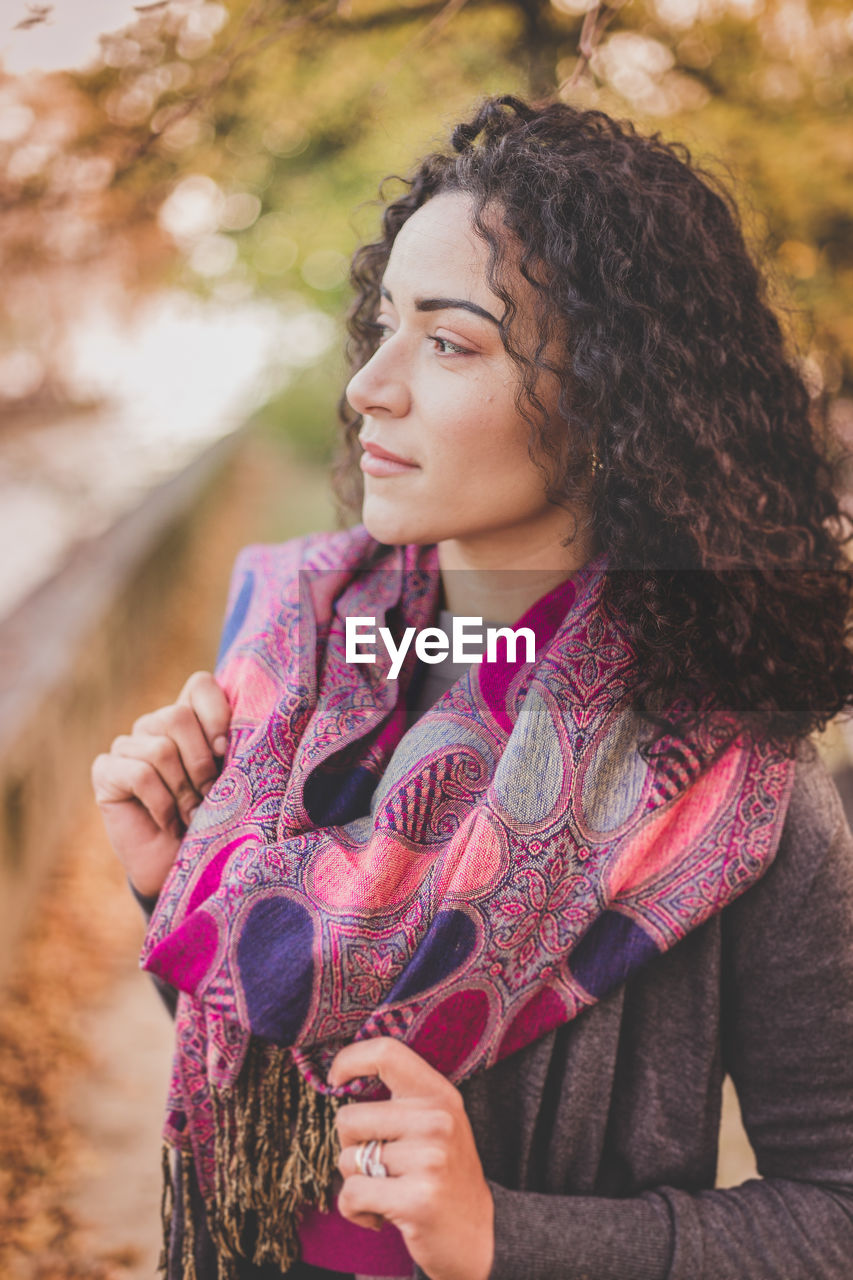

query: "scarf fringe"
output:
182 1147 198 1280
159 1143 200 1280
160 1040 342 1277
159 1143 174 1274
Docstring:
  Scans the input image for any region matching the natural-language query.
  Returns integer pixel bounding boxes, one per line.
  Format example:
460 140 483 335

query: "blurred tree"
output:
1 0 851 452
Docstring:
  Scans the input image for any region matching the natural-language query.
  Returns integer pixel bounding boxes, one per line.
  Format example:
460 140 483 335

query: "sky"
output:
1 0 142 76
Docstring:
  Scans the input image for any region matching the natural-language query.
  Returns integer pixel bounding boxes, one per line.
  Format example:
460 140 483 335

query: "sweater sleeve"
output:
421 754 853 1280
129 880 179 1019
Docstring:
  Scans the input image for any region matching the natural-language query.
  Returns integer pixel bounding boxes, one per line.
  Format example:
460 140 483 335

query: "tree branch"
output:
372 0 472 95
565 0 629 89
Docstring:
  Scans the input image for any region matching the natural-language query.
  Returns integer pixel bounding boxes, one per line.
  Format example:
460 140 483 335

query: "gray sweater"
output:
140 745 853 1280
435 746 853 1280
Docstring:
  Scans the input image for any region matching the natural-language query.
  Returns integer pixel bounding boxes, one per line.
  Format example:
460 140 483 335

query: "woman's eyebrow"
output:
379 285 501 327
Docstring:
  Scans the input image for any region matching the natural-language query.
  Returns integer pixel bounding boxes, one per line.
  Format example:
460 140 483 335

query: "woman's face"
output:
345 192 583 566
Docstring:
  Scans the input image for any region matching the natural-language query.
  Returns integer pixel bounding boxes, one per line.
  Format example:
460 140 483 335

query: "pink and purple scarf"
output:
141 526 795 1276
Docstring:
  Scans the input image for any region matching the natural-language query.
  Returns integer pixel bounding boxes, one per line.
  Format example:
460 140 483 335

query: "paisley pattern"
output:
141 527 796 1202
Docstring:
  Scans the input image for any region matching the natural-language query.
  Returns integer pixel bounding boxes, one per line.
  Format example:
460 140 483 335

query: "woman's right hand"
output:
91 671 232 899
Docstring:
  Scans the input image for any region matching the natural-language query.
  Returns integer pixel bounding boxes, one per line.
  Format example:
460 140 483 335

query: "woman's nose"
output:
345 340 410 420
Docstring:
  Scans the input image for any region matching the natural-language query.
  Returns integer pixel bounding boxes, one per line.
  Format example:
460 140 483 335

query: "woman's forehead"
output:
383 192 527 314
385 195 487 285
383 195 554 358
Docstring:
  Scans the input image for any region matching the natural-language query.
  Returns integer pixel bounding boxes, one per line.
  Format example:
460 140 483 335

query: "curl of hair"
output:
333 94 853 757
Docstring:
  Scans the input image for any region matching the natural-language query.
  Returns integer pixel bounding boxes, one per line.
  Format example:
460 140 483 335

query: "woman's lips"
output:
360 441 419 477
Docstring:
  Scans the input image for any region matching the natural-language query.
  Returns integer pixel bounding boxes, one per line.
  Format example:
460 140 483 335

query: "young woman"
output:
91 96 853 1280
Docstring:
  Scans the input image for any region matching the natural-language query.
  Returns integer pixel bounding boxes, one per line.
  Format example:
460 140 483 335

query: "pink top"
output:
297 1186 413 1275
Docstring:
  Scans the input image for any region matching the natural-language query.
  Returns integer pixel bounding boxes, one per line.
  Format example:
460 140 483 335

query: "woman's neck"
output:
437 527 598 625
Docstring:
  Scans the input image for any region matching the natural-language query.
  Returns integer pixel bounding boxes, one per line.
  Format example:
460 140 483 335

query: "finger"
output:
132 703 219 798
92 755 184 837
177 671 232 758
329 1035 451 1100
110 733 202 827
342 1209 385 1233
338 1137 438 1180
337 1171 418 1224
335 1100 454 1149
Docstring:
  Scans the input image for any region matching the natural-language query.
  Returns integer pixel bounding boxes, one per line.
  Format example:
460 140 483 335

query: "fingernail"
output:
200 780 213 797
213 735 228 755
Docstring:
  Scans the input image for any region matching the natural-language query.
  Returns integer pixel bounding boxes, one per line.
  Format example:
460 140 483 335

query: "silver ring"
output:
355 1138 388 1177
367 1139 388 1177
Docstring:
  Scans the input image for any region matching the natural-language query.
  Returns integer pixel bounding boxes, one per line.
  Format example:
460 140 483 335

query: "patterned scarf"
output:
142 526 795 1277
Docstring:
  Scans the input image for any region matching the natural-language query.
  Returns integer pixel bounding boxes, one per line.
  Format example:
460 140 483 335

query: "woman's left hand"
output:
329 1036 494 1280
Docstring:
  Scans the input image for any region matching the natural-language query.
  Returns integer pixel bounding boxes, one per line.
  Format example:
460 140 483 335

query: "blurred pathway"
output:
0 431 332 1279
66 967 174 1278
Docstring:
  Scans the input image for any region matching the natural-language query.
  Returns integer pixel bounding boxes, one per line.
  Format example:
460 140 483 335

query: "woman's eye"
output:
430 335 471 356
372 322 393 342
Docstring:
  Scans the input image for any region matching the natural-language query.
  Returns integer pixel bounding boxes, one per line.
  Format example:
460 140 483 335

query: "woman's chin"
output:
361 502 438 547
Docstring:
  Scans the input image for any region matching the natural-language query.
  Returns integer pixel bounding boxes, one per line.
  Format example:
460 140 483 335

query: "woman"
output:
91 96 853 1280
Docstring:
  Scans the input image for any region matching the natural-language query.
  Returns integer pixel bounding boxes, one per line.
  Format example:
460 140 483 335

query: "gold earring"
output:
590 446 602 475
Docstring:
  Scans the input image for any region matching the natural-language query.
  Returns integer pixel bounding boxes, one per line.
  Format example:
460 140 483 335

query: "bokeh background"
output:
1 2 852 1276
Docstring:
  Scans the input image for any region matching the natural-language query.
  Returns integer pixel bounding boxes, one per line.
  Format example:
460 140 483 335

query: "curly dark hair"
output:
332 93 853 756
